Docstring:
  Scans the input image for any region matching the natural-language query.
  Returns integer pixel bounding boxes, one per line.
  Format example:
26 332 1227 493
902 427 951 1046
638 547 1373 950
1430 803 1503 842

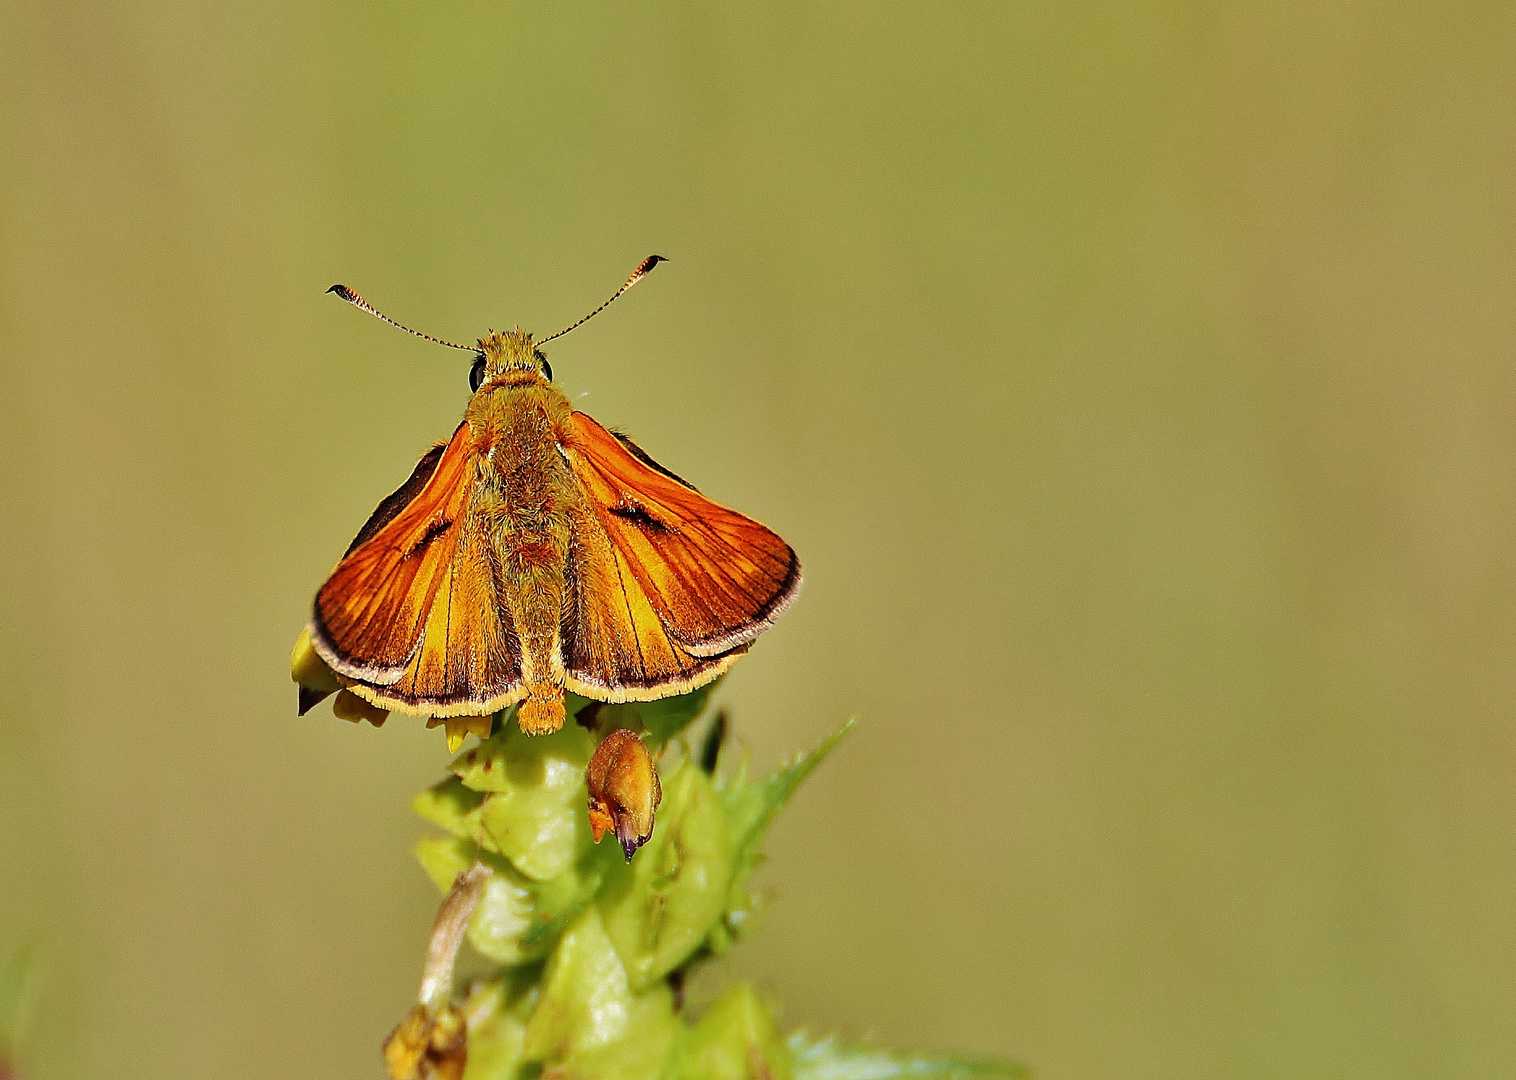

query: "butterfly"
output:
301 257 801 736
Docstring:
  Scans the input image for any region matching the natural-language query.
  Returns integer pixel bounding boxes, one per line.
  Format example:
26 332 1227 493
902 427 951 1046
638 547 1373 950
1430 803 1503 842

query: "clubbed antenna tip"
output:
327 284 478 353
536 255 669 346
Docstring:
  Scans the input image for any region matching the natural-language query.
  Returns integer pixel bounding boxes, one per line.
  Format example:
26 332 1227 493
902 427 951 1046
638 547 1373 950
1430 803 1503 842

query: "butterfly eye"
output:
541 358 553 382
468 356 487 392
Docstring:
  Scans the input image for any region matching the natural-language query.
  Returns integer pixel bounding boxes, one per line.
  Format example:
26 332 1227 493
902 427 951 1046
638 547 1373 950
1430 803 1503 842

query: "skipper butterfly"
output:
301 258 800 735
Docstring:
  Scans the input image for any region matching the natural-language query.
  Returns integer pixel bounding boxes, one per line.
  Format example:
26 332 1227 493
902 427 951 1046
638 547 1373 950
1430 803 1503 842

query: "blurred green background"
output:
3 1 1515 1077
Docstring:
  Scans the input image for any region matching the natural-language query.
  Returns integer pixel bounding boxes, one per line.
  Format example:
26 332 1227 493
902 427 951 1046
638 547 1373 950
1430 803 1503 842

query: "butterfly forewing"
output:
559 412 801 695
311 423 524 714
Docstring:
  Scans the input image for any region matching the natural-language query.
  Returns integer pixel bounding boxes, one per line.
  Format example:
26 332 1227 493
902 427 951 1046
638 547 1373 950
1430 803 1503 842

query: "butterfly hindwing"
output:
310 422 524 715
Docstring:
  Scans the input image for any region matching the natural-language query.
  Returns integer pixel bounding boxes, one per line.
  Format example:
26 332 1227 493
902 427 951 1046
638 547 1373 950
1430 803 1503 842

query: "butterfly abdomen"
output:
469 383 576 733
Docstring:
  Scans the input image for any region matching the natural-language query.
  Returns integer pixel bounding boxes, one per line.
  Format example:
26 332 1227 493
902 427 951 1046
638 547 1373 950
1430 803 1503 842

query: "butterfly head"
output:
470 328 553 392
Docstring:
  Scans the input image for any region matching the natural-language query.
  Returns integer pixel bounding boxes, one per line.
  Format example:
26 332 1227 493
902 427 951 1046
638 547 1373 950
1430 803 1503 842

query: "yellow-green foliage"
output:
407 690 1019 1080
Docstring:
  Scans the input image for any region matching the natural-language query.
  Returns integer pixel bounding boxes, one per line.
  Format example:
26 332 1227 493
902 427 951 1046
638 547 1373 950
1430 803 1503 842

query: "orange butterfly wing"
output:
309 422 524 716
560 412 801 699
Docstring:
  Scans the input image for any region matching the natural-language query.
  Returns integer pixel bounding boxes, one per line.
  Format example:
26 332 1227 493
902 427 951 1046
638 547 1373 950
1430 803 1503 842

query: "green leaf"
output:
721 719 853 881
412 776 487 839
597 760 733 990
522 907 679 1075
664 985 793 1080
712 719 854 949
460 979 527 1080
787 1034 1028 1080
557 998 681 1080
415 836 478 894
515 854 605 959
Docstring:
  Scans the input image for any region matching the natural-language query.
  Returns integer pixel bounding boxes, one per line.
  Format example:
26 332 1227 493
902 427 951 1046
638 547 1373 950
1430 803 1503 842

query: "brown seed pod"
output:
586 728 662 860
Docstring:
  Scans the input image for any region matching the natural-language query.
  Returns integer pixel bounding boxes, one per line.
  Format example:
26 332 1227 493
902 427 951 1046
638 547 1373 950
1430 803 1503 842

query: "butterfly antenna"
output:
535 255 668 346
327 285 478 353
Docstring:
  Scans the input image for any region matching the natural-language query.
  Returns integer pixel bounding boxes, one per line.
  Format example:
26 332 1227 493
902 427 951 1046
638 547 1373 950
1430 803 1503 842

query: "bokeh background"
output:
3 2 1515 1078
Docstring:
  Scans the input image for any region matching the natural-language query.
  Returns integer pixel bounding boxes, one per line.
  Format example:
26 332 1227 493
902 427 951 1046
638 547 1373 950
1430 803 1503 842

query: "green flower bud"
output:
451 719 595 793
550 996 680 1080
415 837 477 896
